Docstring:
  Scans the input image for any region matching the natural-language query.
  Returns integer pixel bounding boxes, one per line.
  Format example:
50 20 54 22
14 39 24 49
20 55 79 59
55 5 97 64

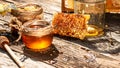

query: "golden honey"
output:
86 25 104 37
22 20 53 51
106 0 120 12
61 0 74 13
83 15 104 37
67 0 74 9
22 34 53 50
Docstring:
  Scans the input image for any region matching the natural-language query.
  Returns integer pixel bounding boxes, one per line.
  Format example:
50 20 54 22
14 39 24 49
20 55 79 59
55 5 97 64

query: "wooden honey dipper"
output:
0 36 25 68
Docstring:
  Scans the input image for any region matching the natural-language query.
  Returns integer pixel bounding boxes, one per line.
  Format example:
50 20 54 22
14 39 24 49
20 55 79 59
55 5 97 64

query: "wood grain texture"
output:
0 0 120 68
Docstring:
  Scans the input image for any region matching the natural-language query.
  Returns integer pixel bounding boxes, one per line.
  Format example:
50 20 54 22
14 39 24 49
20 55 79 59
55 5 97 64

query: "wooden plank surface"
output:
0 0 120 68
8 37 120 68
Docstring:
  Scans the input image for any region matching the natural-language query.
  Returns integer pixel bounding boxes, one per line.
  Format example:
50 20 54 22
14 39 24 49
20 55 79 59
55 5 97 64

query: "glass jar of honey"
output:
106 0 120 13
74 0 105 37
22 20 53 51
61 0 74 13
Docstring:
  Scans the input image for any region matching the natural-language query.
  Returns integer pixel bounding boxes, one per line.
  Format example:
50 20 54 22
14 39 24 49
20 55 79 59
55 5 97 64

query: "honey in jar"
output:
106 0 120 13
74 0 105 37
22 34 53 50
22 20 53 51
61 0 74 13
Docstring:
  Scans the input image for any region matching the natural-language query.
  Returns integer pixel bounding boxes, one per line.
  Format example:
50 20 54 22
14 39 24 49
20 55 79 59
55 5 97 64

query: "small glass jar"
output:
74 0 105 37
22 20 53 51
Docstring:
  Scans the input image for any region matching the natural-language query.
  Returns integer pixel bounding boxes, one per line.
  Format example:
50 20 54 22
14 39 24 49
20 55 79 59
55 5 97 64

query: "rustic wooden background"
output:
0 0 120 68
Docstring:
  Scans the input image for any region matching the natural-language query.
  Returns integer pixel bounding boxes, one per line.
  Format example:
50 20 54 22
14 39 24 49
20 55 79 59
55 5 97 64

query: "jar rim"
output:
77 0 105 3
22 20 52 37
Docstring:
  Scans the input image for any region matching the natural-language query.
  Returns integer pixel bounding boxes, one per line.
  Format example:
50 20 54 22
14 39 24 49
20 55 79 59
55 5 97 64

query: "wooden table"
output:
0 0 120 68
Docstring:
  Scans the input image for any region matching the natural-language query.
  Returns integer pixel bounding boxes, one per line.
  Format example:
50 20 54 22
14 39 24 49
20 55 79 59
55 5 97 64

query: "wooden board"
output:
9 37 120 68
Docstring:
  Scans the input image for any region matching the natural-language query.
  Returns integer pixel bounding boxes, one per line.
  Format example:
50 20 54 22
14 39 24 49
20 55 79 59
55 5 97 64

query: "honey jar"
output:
22 20 53 51
74 0 105 37
61 0 74 13
106 0 120 13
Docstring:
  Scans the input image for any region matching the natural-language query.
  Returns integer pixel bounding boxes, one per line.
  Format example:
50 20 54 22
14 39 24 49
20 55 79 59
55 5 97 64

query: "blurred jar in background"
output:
74 0 105 37
67 0 74 9
61 0 74 13
11 4 43 23
106 0 120 13
0 3 16 15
